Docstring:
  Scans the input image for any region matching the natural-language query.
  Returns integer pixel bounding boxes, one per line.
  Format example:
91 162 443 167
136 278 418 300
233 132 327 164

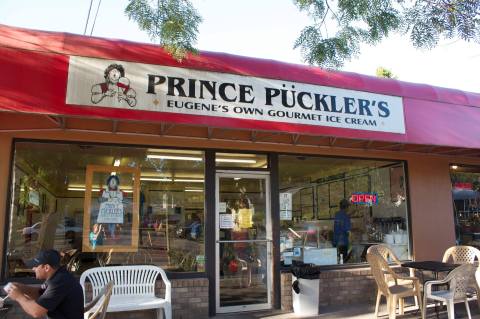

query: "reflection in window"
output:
279 155 410 266
7 142 205 278
450 165 480 246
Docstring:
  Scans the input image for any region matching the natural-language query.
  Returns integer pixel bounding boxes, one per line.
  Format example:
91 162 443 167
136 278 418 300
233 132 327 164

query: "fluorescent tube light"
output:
185 189 203 192
146 155 202 161
140 177 173 182
216 158 256 164
68 187 101 192
174 179 204 183
113 159 121 167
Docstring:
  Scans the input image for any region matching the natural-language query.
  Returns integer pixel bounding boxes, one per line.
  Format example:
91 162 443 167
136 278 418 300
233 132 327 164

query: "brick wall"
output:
281 267 403 311
5 278 209 319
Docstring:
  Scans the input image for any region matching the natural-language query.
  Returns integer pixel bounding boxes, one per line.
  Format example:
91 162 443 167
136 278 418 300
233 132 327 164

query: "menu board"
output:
280 193 292 220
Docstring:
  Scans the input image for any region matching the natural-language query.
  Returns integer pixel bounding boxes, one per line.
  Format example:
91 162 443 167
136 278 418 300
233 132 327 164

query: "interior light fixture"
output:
174 179 204 183
185 189 203 192
113 159 121 167
234 177 241 181
146 154 202 161
451 165 458 170
68 187 101 192
140 177 173 182
216 158 256 164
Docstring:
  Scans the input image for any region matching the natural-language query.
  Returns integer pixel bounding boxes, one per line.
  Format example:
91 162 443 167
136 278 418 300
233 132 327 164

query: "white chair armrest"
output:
157 267 171 303
424 279 449 297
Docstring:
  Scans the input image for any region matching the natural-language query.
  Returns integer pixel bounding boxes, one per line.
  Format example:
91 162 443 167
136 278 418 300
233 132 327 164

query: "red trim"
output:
1 24 480 149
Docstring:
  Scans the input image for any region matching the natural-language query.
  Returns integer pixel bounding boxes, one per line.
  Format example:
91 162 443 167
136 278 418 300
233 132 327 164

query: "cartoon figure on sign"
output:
97 175 124 240
91 64 137 107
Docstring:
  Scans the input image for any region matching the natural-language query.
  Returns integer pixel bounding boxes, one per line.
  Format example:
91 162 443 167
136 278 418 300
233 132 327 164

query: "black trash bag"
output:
291 262 321 294
290 262 321 279
292 279 300 294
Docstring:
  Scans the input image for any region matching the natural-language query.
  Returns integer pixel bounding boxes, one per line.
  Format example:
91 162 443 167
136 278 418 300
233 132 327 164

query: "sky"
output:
0 0 479 93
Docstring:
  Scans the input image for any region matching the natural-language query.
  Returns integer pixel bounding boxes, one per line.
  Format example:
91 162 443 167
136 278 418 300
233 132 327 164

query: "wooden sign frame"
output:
82 165 140 252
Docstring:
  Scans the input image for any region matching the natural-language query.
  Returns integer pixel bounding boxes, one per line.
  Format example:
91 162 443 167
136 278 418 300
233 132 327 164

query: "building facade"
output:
0 24 479 318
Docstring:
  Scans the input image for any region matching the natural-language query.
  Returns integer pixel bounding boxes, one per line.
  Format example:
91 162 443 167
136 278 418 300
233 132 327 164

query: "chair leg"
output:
465 299 472 319
399 298 404 315
374 291 381 318
163 305 172 319
389 296 397 319
446 300 455 319
416 291 424 319
410 268 419 308
422 295 428 319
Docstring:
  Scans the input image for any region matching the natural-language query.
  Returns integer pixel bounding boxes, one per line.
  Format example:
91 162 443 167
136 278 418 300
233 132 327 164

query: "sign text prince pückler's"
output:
66 56 405 133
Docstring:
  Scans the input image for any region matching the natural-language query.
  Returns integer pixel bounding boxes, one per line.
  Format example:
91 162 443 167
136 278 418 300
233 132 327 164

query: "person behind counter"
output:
333 199 351 263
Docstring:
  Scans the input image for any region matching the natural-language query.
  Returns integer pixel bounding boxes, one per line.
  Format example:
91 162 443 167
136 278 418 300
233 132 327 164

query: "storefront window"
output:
450 165 480 246
6 142 205 278
279 155 410 266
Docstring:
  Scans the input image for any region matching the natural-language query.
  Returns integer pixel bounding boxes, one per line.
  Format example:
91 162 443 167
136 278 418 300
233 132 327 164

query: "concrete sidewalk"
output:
214 301 480 318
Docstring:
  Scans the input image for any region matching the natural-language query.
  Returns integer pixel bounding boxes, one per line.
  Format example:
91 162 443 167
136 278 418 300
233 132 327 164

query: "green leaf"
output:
125 0 202 60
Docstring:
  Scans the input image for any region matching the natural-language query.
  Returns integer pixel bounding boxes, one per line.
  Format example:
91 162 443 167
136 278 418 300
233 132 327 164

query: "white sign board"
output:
280 192 292 220
218 202 227 213
66 56 405 134
97 201 124 224
219 214 234 229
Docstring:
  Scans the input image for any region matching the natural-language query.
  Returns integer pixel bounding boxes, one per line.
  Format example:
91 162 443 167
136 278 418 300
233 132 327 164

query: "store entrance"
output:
215 171 272 313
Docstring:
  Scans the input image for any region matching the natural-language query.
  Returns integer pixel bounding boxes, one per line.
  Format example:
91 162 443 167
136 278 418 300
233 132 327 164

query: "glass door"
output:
215 171 272 313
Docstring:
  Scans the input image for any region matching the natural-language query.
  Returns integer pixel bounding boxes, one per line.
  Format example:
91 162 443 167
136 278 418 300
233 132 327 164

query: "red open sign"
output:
350 193 378 205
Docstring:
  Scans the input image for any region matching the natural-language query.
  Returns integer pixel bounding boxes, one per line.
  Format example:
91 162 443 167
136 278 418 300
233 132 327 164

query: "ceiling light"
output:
68 187 101 192
234 177 241 181
216 158 256 164
185 189 203 192
140 177 173 182
146 154 202 161
175 179 204 183
451 165 458 170
113 159 121 167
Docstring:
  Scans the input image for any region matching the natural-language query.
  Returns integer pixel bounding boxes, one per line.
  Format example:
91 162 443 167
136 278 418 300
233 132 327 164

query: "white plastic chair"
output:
84 281 114 319
80 265 171 319
422 263 476 319
367 252 423 319
367 244 420 308
443 245 480 264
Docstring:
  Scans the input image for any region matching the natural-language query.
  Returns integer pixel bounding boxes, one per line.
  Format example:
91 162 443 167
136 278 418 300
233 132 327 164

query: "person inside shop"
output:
89 223 104 250
5 249 83 319
189 214 202 240
333 199 352 263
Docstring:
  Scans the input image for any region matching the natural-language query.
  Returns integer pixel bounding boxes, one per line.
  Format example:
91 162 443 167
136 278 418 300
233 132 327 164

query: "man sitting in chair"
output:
6 249 84 319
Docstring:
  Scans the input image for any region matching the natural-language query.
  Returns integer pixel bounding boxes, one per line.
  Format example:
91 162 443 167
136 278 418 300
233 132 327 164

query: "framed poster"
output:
390 166 405 202
83 165 140 252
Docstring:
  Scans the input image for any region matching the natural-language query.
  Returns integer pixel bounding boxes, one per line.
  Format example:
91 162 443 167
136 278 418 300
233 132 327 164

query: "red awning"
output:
0 24 479 150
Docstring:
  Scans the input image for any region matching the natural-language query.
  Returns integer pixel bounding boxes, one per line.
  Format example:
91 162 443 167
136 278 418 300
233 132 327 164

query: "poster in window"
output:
316 184 330 218
390 166 406 203
329 181 344 208
83 165 140 252
279 193 292 220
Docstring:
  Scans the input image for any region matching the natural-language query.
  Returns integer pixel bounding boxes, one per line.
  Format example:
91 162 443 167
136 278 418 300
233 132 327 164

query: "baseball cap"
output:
26 249 61 268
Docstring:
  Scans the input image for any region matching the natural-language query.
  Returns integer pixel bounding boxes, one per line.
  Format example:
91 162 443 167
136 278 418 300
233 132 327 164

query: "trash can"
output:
291 263 322 316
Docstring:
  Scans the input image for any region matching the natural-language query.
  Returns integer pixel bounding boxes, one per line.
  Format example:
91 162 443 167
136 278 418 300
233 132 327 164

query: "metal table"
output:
401 261 459 279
